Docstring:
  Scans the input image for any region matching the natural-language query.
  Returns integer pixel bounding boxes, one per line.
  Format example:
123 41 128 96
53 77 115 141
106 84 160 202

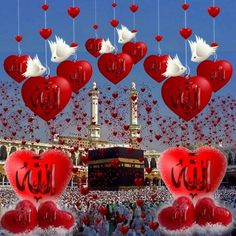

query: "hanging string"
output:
132 0 137 42
212 0 216 42
94 0 98 38
184 0 190 75
212 0 218 61
113 0 118 52
44 0 49 77
157 0 161 55
72 0 76 43
72 0 78 61
17 0 22 55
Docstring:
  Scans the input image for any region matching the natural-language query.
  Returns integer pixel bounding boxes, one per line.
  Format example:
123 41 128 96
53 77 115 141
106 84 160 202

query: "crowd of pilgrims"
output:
0 186 235 235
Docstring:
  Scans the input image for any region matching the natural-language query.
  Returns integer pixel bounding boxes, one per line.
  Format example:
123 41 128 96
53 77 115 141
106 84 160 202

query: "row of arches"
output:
0 145 84 166
227 152 236 165
144 177 164 186
144 157 157 168
0 145 46 161
0 144 161 168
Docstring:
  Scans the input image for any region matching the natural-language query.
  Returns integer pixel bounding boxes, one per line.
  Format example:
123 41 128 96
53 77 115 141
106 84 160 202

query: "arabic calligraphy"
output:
171 158 211 194
70 66 86 83
150 61 162 72
106 58 126 75
15 158 56 197
30 83 61 111
9 60 24 76
129 47 144 58
170 208 188 226
210 66 226 83
171 82 201 114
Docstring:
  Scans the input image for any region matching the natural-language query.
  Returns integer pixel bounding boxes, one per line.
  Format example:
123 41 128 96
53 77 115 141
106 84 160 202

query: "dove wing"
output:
195 36 210 57
162 57 179 77
117 28 123 43
33 55 42 67
48 40 57 55
167 57 181 74
99 39 106 54
121 25 133 41
106 39 115 52
188 40 196 55
209 46 218 55
22 57 39 77
173 55 183 67
55 36 71 57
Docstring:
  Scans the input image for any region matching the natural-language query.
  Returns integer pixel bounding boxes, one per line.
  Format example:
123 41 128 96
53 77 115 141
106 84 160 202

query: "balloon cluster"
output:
3 2 93 121
157 146 233 232
144 3 233 121
1 149 74 234
2 1 234 122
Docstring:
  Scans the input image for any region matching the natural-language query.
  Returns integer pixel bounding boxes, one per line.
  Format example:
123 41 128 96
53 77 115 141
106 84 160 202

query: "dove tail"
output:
162 71 169 78
210 46 218 55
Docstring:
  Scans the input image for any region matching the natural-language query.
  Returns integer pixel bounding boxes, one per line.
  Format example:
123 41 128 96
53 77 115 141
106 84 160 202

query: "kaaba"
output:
88 147 144 191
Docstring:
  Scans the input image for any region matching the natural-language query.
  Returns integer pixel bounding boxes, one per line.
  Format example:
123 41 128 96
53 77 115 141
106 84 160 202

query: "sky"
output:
0 0 235 117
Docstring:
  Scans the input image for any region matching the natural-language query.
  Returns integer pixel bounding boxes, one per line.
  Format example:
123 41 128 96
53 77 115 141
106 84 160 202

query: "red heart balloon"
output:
42 4 49 11
161 76 212 121
81 156 89 164
179 28 192 39
110 159 120 168
39 28 52 40
130 4 139 13
134 177 144 186
57 60 92 94
145 167 152 174
112 2 117 8
98 53 133 84
122 42 147 64
182 3 189 10
99 206 108 215
5 150 73 204
208 6 220 17
38 201 74 229
67 7 80 18
155 35 163 42
196 198 232 226
110 19 119 28
4 55 29 83
80 187 89 195
85 38 103 58
136 199 144 207
158 146 227 200
149 222 159 231
1 200 37 234
120 226 129 235
82 216 89 225
158 197 195 230
93 24 99 30
21 76 72 121
15 35 23 42
197 60 233 92
143 55 169 83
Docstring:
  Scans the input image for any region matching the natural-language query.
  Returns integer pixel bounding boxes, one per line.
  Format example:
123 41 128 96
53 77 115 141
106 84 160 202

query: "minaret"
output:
88 82 100 140
129 82 141 148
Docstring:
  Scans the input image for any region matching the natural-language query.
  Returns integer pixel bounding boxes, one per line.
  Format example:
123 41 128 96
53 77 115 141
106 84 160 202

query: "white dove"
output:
99 38 115 54
188 35 218 63
162 55 187 77
48 36 77 63
117 25 137 44
22 55 46 78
